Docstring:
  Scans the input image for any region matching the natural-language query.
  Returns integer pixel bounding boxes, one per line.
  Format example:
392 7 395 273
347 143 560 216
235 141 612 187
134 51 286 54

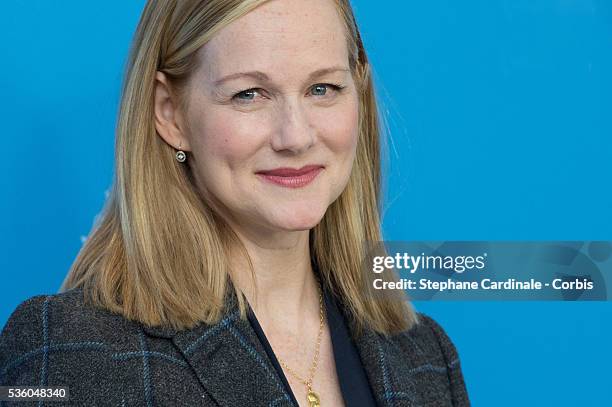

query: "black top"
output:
247 287 377 407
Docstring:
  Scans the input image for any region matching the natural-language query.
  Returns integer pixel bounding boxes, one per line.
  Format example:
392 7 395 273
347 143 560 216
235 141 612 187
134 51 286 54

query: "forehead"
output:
197 0 349 78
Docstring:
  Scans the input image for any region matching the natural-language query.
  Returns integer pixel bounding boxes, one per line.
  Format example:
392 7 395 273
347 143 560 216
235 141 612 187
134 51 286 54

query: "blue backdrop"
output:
1 1 611 405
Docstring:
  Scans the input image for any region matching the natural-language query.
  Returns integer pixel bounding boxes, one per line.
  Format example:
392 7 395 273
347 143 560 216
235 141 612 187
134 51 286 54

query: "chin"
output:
273 208 326 231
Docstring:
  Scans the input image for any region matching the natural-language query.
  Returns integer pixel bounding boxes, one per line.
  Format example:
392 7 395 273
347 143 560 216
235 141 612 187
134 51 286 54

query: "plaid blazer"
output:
0 287 470 406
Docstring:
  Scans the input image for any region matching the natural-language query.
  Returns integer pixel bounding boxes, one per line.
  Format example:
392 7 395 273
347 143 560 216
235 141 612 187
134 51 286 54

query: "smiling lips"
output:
255 165 324 188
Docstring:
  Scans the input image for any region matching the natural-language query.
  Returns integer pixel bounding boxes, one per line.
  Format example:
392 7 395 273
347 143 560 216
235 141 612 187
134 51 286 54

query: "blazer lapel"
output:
143 289 295 407
351 328 392 406
340 302 416 407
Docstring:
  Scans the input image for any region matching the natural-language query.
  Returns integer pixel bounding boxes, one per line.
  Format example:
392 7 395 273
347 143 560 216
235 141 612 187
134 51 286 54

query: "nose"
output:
270 98 316 154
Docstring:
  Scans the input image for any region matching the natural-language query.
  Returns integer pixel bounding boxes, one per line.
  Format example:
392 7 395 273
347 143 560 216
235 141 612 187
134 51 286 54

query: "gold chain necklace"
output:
275 282 325 407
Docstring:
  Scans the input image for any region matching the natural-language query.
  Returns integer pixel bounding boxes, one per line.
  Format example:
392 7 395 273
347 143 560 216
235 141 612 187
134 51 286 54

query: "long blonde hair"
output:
61 0 417 335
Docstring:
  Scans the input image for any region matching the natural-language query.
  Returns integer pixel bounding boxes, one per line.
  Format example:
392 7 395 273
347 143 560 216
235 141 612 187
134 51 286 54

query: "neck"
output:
229 227 320 331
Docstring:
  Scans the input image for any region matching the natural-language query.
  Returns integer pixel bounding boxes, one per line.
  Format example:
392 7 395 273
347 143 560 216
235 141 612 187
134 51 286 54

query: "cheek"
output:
316 97 360 154
190 109 264 170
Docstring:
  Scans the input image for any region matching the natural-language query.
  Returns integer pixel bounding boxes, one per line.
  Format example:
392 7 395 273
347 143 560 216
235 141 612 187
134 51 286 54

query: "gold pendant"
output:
307 390 320 407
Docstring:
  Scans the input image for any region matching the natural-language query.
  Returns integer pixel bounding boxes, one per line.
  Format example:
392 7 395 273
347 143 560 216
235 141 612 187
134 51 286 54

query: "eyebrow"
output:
213 66 350 87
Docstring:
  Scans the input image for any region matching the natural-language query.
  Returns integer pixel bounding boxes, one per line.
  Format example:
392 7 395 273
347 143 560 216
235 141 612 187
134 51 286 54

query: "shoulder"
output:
0 289 212 405
1 293 49 363
407 312 461 363
1 288 141 349
383 312 470 406
0 288 142 383
380 312 462 372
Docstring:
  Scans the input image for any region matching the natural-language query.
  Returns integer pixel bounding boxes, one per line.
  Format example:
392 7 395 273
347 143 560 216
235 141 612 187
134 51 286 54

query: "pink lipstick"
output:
256 165 324 188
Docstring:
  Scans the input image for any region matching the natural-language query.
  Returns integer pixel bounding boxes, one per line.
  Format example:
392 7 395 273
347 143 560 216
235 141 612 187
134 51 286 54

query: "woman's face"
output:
182 0 359 236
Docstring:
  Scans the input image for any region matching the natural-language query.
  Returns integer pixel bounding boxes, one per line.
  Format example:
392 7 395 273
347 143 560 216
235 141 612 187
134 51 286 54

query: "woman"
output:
0 0 470 405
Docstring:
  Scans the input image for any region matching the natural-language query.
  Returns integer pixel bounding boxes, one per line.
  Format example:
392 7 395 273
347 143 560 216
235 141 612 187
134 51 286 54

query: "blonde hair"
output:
61 0 417 335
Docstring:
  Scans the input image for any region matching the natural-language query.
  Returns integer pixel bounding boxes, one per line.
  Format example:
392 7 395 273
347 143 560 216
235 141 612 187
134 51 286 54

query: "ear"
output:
153 71 191 151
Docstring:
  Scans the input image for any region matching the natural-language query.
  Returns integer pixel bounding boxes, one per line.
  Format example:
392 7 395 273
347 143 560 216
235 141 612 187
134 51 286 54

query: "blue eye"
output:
310 83 345 97
312 84 328 96
233 89 261 101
